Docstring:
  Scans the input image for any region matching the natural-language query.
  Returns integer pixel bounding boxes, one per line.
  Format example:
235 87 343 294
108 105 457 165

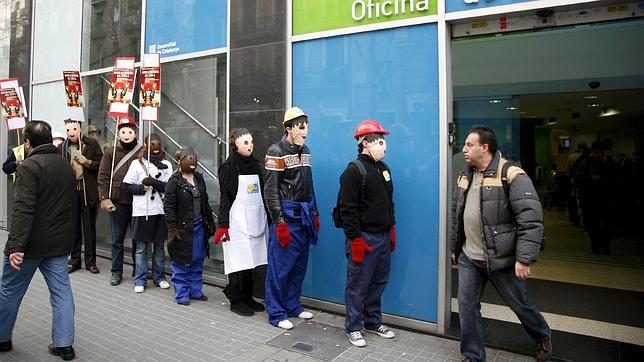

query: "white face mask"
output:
288 122 309 146
64 122 81 143
234 133 254 157
119 127 135 143
365 137 387 162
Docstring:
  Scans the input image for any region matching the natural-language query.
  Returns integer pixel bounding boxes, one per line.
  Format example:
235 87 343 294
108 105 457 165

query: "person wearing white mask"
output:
264 107 320 330
336 119 396 347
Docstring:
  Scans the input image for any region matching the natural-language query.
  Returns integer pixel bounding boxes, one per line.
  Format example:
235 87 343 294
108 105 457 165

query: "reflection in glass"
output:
81 0 141 71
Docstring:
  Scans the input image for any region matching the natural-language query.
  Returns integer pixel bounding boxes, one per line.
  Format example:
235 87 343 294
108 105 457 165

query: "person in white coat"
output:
214 128 268 316
123 133 172 293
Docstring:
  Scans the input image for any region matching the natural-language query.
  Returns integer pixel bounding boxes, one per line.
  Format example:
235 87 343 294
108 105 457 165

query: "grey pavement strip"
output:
0 230 530 361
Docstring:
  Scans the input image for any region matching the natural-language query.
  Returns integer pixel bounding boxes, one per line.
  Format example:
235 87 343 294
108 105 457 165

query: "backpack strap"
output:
350 159 368 199
501 161 511 198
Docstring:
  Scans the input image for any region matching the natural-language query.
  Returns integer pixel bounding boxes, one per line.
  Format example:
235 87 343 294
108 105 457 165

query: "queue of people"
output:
1 113 552 362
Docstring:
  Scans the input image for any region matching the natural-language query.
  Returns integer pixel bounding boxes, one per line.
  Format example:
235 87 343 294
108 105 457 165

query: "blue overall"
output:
171 219 207 304
265 198 318 326
344 231 391 332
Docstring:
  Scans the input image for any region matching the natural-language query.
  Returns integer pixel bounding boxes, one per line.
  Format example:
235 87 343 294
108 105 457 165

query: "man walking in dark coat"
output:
0 120 77 360
451 126 551 362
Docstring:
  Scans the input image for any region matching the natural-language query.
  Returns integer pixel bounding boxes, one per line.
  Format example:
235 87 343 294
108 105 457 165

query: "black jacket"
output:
338 154 395 240
450 152 544 272
4 144 77 258
264 137 318 224
163 172 216 264
57 135 104 206
217 152 266 227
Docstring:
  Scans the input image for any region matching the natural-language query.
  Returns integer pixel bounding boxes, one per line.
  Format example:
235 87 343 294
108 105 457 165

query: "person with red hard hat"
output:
264 106 320 330
336 119 396 347
97 116 142 286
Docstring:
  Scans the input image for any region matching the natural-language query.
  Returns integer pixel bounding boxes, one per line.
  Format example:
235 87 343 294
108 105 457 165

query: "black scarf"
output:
120 138 137 151
229 151 260 176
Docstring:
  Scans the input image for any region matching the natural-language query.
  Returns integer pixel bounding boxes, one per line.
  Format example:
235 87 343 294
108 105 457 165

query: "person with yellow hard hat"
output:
263 106 320 330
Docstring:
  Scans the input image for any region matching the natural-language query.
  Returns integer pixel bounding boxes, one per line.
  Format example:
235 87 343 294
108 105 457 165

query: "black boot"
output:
230 301 255 316
244 297 265 312
48 344 75 361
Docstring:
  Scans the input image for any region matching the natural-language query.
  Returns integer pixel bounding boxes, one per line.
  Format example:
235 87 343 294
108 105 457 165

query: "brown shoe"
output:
536 336 552 362
86 266 100 274
461 357 472 362
67 264 80 274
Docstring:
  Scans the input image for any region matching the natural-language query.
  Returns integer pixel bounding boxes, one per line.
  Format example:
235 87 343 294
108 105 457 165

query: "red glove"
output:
314 216 320 231
276 222 292 248
213 227 230 244
390 226 397 252
350 237 373 264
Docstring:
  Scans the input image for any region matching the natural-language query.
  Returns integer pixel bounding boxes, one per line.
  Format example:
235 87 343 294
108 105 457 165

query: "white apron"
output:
223 174 268 274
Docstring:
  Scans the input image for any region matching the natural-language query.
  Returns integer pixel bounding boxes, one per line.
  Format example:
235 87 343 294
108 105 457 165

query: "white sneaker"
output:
134 285 144 293
347 331 367 347
157 280 170 289
365 324 395 339
298 311 313 320
277 319 293 330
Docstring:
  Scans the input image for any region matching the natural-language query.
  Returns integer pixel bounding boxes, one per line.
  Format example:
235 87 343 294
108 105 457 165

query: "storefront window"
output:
81 0 141 71
32 81 70 133
32 0 81 81
0 0 10 79
158 55 228 274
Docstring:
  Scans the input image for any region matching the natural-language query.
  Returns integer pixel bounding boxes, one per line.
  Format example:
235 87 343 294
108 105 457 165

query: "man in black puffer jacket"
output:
450 126 551 362
1 120 77 360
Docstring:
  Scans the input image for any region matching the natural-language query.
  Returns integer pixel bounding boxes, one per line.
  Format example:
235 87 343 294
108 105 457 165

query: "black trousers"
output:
223 266 266 303
69 192 98 268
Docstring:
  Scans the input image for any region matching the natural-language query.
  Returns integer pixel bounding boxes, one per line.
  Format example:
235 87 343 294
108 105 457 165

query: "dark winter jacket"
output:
217 152 266 227
57 135 103 206
450 152 543 272
97 141 140 205
264 137 318 224
338 154 395 240
163 172 216 264
4 144 76 258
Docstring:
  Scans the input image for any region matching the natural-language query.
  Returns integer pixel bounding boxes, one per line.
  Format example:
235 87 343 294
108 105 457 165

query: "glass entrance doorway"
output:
449 17 644 361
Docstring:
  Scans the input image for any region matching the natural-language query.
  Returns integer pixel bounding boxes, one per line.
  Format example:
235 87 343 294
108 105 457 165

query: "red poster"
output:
63 71 85 107
139 53 161 121
0 88 26 130
107 57 136 116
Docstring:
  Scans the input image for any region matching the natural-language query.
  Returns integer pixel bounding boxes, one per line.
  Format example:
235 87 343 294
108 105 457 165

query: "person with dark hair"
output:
58 119 104 274
337 119 396 347
451 126 551 362
122 133 172 293
575 141 613 254
214 128 268 316
97 117 142 286
0 120 77 360
163 148 216 305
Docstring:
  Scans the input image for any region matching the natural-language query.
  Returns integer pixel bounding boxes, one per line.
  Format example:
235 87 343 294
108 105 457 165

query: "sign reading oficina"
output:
293 0 437 36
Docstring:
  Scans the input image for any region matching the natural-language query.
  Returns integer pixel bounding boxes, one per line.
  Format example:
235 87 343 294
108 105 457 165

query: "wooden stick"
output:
108 117 118 199
80 133 88 206
146 120 151 221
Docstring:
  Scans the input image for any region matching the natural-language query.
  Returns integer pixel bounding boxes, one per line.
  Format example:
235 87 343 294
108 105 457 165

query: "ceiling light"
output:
587 103 600 107
599 107 619 117
546 121 558 126
489 100 501 104
584 95 598 99
506 106 517 110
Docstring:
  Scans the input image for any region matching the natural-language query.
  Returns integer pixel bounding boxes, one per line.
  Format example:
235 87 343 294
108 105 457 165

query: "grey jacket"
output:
450 152 544 272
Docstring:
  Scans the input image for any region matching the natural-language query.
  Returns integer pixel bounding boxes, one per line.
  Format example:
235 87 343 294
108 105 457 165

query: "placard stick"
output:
108 117 118 199
145 120 151 221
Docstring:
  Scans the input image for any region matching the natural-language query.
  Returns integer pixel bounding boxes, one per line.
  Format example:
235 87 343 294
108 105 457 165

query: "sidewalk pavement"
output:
0 230 531 361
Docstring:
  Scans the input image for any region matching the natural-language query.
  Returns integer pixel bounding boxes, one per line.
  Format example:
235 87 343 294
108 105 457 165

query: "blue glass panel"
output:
293 24 440 323
145 0 227 58
447 0 534 13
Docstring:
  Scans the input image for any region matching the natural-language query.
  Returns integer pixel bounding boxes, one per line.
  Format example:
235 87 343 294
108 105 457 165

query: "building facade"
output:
2 0 643 350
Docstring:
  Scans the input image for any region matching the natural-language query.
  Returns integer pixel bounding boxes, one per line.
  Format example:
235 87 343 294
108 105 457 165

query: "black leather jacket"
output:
264 137 318 224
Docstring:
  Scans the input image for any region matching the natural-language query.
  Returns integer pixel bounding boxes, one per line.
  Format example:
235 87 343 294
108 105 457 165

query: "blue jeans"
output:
344 231 391 332
457 253 550 361
0 255 75 347
109 203 134 273
134 241 166 287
